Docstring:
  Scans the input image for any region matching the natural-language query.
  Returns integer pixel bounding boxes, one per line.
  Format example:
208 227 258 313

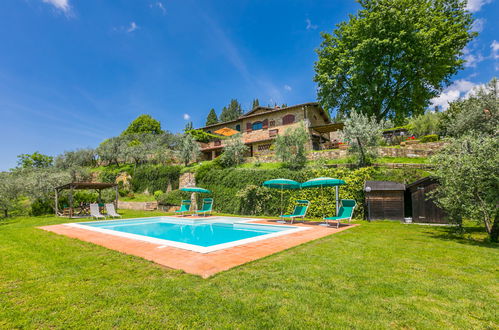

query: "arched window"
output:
282 114 295 125
252 121 263 130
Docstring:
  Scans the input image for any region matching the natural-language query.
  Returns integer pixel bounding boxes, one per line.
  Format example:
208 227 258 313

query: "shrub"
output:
156 190 191 206
153 190 164 199
420 134 439 143
30 198 53 216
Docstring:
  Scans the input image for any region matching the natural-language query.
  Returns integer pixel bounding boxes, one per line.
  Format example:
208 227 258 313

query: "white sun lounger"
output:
105 203 121 219
90 203 106 220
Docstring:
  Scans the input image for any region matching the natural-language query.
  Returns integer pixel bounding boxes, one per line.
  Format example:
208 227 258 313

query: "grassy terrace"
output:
1 211 497 328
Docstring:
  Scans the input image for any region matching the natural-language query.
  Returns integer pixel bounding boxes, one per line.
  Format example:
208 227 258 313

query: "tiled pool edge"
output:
64 220 311 253
39 221 359 278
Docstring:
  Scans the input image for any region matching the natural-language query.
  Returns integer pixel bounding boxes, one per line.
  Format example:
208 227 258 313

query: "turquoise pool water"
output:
77 217 294 247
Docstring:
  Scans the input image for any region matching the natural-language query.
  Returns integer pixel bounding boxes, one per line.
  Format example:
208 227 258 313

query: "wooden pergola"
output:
54 182 119 218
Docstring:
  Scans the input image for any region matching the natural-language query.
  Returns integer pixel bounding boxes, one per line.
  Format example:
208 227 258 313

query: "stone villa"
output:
197 102 343 160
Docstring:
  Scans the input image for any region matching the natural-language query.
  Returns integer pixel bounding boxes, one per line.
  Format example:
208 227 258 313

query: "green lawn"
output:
1 211 497 328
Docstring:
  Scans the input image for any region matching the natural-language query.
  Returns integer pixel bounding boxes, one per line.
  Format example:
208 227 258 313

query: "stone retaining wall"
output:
118 201 158 211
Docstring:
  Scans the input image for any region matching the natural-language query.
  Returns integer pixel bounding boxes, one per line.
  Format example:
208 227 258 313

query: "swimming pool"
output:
66 217 309 253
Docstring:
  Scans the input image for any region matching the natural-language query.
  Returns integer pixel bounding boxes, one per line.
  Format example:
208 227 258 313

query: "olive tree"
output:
431 134 499 242
177 133 200 166
440 78 499 137
341 111 388 166
219 134 248 167
0 172 23 217
274 124 309 169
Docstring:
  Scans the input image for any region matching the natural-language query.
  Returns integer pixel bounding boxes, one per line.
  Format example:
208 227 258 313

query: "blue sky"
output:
0 0 498 170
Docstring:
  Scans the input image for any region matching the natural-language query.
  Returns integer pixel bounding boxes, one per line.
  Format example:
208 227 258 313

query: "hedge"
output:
131 165 182 193
196 166 377 219
420 134 439 143
156 189 191 206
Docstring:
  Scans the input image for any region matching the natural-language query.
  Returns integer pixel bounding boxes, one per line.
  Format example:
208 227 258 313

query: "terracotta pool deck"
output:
40 218 358 278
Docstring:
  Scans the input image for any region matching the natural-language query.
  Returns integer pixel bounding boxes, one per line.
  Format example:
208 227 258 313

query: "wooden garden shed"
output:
364 181 406 221
407 177 447 224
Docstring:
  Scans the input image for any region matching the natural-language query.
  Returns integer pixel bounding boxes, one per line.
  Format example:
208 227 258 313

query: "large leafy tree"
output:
220 99 243 122
431 134 499 242
122 114 162 135
314 0 475 124
205 108 219 126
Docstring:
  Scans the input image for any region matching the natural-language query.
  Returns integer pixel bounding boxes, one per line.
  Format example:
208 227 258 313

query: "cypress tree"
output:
205 108 219 126
252 98 260 109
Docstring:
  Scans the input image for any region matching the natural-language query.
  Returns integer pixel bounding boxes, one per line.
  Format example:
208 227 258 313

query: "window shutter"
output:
262 119 269 129
246 122 252 132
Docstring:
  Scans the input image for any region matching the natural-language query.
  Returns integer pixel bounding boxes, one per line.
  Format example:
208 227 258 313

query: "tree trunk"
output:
489 212 499 243
356 137 366 167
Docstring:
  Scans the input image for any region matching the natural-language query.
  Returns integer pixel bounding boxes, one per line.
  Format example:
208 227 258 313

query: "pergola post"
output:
69 185 74 219
114 185 119 210
54 188 59 216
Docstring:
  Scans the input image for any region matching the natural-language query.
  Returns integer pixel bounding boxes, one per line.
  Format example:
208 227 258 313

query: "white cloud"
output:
465 0 493 12
464 53 484 68
430 79 476 110
150 2 166 15
127 22 138 33
284 85 292 91
491 40 499 59
471 18 485 32
42 0 70 13
305 18 317 30
183 113 191 121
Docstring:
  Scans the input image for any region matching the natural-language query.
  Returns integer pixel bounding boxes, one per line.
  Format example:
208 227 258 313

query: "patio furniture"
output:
324 199 356 228
280 200 310 224
196 198 213 217
105 203 121 219
90 203 106 220
175 200 192 216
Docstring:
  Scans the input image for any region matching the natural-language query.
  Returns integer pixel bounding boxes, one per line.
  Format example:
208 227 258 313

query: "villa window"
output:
269 120 275 127
235 124 241 131
252 121 263 130
258 144 272 151
282 114 295 125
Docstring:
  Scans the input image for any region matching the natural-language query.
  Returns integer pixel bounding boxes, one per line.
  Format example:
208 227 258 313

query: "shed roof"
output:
406 177 438 190
55 182 118 190
364 181 406 191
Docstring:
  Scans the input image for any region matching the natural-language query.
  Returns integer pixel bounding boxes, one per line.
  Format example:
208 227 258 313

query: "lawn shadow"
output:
424 225 498 249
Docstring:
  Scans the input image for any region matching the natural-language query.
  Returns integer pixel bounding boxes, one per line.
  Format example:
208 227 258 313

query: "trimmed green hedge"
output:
196 167 377 219
156 189 191 206
131 165 182 193
420 134 439 143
